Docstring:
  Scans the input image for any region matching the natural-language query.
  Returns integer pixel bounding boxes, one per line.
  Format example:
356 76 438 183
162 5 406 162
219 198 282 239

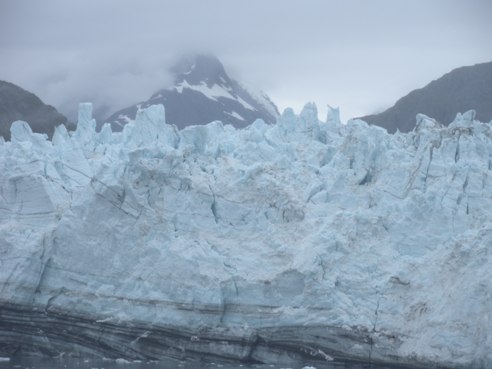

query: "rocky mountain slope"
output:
360 61 492 132
104 54 279 131
0 104 491 368
0 80 69 141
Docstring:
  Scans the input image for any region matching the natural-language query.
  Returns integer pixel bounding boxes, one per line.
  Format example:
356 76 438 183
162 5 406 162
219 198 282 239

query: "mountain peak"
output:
105 54 279 131
171 54 230 87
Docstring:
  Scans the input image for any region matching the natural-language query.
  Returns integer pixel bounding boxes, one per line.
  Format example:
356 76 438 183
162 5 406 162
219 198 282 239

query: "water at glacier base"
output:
0 357 422 369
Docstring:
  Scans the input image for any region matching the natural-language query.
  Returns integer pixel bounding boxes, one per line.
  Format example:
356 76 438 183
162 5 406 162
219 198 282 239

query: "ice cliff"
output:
0 103 491 368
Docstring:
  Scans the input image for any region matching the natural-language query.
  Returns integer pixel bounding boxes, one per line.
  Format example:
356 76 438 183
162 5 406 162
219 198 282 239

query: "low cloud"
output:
1 0 491 123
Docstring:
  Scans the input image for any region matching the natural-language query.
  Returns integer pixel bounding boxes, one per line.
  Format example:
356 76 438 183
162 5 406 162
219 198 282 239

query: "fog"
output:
1 0 491 122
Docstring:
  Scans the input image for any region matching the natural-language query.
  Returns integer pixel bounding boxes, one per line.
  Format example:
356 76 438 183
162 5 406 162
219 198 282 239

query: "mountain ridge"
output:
0 80 70 141
360 61 492 132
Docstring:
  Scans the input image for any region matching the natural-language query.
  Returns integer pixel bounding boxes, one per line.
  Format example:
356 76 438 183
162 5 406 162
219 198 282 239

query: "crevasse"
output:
0 103 491 368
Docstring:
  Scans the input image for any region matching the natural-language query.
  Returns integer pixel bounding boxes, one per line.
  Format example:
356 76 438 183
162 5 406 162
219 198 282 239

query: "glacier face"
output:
0 104 491 368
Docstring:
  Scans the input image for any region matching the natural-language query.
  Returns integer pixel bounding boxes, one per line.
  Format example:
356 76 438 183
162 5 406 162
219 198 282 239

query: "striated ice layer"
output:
0 104 491 368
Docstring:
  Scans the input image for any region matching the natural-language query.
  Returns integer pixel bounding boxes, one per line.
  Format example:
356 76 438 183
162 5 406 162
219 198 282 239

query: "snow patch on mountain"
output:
237 81 280 119
172 80 256 113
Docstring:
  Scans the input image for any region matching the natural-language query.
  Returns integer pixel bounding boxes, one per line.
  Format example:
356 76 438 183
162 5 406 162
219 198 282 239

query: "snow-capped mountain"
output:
360 61 492 133
1 103 491 368
103 54 279 131
0 80 69 141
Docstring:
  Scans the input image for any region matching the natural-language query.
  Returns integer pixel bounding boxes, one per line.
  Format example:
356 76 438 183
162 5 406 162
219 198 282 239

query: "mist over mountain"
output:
0 81 70 141
103 54 279 131
360 61 492 132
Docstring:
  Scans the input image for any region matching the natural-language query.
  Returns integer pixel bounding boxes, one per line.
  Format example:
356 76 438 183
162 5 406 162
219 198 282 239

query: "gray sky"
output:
1 0 491 122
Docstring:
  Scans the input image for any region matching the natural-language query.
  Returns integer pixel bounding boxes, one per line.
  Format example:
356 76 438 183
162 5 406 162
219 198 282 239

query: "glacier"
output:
0 103 491 368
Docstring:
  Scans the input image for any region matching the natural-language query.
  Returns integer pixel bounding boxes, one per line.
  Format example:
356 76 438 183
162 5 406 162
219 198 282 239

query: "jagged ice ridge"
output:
0 103 491 368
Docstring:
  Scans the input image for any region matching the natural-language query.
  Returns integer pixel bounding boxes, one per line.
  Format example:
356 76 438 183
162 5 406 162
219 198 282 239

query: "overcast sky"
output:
1 0 491 122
